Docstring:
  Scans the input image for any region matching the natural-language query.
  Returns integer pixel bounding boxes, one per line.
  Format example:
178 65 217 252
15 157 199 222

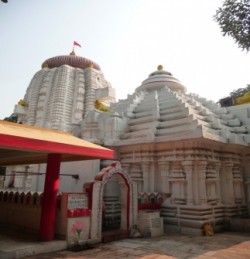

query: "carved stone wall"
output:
118 144 248 235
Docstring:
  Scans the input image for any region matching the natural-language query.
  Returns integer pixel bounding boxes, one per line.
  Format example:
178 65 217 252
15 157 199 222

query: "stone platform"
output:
3 231 250 259
0 225 66 259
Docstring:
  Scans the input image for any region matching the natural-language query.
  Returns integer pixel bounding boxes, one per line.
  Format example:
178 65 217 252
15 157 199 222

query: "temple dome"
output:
135 65 186 93
42 54 101 70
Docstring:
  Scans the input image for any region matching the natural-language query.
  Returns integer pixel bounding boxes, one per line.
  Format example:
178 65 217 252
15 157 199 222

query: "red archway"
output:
86 161 136 242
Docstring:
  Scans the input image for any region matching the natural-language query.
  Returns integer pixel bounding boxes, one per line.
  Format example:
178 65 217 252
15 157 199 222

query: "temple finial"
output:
157 65 163 71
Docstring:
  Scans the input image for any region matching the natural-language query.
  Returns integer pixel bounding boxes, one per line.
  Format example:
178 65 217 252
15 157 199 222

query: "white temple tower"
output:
14 52 115 132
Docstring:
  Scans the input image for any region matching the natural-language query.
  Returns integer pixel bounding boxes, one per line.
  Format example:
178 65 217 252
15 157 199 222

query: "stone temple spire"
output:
13 52 115 132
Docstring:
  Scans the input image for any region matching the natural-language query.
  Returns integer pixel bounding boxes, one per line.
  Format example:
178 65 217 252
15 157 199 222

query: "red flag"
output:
74 41 81 47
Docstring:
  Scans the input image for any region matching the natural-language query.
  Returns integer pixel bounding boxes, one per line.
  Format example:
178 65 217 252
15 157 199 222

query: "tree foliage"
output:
3 113 18 123
219 84 250 107
214 0 250 51
230 84 250 97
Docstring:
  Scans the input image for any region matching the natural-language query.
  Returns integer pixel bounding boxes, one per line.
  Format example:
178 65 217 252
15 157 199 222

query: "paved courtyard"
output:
25 232 250 259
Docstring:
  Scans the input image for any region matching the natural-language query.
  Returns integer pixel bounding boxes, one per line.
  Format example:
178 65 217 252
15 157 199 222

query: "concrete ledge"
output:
0 240 67 259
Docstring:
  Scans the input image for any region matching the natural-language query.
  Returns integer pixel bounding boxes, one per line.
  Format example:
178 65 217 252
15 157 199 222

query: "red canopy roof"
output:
0 121 114 166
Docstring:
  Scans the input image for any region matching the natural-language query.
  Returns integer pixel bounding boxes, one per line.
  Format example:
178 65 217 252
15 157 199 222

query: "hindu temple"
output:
1 51 250 243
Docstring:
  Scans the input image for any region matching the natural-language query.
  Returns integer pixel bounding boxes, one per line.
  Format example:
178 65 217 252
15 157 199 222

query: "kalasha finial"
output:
70 50 76 56
157 65 163 71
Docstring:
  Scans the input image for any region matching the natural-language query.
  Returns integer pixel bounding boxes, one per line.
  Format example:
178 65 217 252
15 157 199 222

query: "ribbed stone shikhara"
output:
14 53 115 132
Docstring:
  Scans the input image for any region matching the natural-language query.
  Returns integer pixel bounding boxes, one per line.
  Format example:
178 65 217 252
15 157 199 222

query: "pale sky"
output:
0 0 250 119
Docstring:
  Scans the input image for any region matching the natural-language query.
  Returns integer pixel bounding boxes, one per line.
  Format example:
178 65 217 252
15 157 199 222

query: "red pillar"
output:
39 153 61 241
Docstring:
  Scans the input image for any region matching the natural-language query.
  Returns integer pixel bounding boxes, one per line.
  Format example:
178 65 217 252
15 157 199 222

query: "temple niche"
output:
6 51 250 236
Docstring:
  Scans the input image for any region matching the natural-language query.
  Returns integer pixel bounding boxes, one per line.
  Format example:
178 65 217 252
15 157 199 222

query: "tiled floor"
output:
23 231 250 259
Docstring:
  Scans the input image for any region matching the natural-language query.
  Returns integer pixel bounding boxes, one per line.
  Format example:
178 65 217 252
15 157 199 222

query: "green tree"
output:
3 113 18 123
230 84 250 98
214 0 250 51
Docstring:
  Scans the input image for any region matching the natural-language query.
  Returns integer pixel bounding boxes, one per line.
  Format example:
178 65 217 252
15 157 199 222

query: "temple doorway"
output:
102 174 122 231
102 173 129 242
88 161 136 243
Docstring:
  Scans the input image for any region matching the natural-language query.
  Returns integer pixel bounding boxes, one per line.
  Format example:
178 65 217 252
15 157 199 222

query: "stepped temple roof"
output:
108 66 250 147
